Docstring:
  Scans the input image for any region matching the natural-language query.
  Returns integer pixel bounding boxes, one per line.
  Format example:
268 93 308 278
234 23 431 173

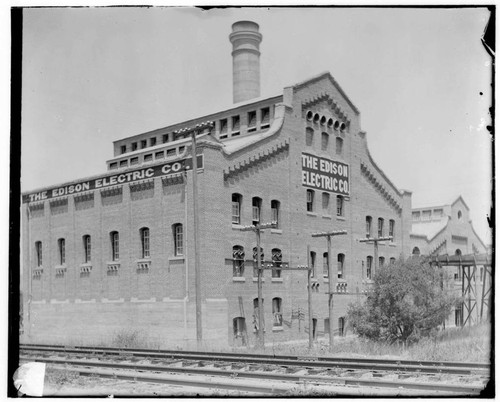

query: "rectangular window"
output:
155 151 164 159
433 209 443 219
109 162 118 170
141 140 147 149
232 115 240 134
422 210 432 221
119 160 128 168
130 157 139 165
150 137 157 147
58 238 65 265
166 148 176 157
220 118 228 134
179 146 185 154
260 107 270 127
337 196 344 216
412 211 420 221
378 218 384 238
323 252 329 277
174 224 183 256
132 142 138 151
111 232 119 261
83 235 91 263
248 111 257 132
306 190 314 212
120 145 126 154
338 317 345 337
163 134 169 143
144 154 153 162
35 241 42 267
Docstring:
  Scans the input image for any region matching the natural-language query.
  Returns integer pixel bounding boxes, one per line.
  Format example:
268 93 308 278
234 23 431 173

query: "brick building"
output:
21 21 414 348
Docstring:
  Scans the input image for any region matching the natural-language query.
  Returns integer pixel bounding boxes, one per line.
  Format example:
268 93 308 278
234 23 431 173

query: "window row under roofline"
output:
109 145 187 170
116 103 276 156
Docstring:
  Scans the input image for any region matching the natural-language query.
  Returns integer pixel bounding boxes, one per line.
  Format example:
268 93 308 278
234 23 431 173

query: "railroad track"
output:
20 344 490 396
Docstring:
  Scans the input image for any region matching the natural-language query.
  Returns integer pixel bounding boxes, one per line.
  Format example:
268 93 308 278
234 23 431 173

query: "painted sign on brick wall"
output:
22 155 203 203
301 152 349 195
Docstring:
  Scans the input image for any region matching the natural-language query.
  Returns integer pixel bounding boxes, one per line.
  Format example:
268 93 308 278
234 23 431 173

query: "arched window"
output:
58 238 66 265
253 247 264 278
83 235 91 263
379 256 385 267
366 256 373 279
366 216 372 238
233 245 245 277
412 247 420 256
309 251 316 277
252 197 262 224
457 210 463 221
272 248 282 278
337 195 344 217
272 297 283 327
253 297 264 331
335 137 343 155
173 224 183 256
271 200 280 227
35 241 42 267
232 193 242 224
378 218 384 238
140 227 150 258
306 127 314 146
322 192 330 210
323 252 329 277
110 231 119 261
455 249 462 256
337 253 345 279
321 132 329 150
233 317 247 341
306 189 314 212
390 257 396 265
389 219 395 242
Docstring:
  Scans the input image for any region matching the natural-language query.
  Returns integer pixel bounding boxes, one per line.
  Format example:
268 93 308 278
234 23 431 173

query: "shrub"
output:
348 257 459 344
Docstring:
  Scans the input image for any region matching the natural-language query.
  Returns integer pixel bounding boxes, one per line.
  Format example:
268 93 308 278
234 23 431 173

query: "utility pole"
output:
191 129 202 349
183 121 213 349
358 236 393 277
312 230 347 352
240 221 277 348
307 245 313 349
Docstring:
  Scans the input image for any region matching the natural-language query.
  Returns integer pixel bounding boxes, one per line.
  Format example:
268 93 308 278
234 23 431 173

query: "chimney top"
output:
229 21 262 103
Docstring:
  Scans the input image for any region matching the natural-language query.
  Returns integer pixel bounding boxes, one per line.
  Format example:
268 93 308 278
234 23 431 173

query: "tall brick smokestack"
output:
229 21 262 104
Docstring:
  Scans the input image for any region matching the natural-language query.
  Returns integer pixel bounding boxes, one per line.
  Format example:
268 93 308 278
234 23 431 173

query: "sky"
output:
19 6 493 244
